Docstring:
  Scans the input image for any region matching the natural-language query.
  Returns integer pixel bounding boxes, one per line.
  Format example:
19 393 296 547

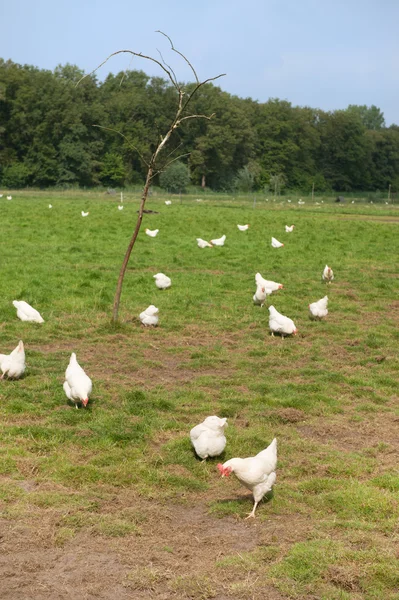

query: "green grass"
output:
0 190 398 598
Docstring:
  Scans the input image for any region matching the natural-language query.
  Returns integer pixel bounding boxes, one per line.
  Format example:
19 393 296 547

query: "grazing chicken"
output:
253 284 270 307
271 237 284 248
153 273 171 290
322 265 334 283
118 205 124 210
196 238 213 248
13 300 44 323
63 352 92 409
0 194 3 198
210 234 226 246
298 200 305 205
48 204 53 209
0 341 26 380
237 224 249 231
190 416 227 460
255 273 283 293
165 200 172 205
145 228 159 238
309 296 328 320
269 305 297 337
285 225 295 233
81 211 89 217
7 195 12 200
139 305 159 326
218 438 277 518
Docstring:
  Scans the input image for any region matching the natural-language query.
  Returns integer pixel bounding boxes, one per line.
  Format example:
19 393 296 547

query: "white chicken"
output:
0 341 26 380
309 295 328 320
153 273 171 290
255 273 283 293
190 416 227 460
63 352 92 409
145 228 159 238
253 284 270 307
118 205 124 210
13 300 44 323
237 224 249 231
7 195 12 200
271 237 284 248
48 204 53 209
81 211 89 217
196 238 213 248
139 305 159 326
269 305 297 337
0 194 3 198
322 265 334 283
210 234 226 247
165 200 172 205
218 438 277 518
285 225 295 233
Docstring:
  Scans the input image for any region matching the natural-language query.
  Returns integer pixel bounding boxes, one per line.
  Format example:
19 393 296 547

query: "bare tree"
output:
78 32 225 322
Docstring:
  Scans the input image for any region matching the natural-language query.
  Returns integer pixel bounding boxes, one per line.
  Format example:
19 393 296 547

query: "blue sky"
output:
1 0 398 124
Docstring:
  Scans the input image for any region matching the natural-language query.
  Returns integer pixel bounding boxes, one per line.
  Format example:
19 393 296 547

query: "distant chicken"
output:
139 305 159 326
81 211 89 217
196 238 213 248
145 228 159 238
269 305 297 337
237 224 249 231
7 195 12 200
153 273 171 290
309 295 328 319
253 284 270 307
218 438 277 518
63 352 92 409
190 416 227 460
165 200 172 205
118 205 124 210
48 204 53 209
271 237 284 248
210 234 226 246
0 341 26 380
322 265 334 283
13 300 44 323
285 225 295 233
255 273 283 293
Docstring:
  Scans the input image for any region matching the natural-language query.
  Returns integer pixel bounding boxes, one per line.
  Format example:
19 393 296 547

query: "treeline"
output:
1 59 398 192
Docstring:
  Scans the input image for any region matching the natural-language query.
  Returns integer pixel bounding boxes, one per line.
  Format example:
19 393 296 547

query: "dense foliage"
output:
1 58 398 192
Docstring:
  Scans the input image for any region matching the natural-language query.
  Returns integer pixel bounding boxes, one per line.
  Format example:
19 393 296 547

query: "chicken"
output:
190 416 227 460
145 228 159 238
0 194 3 198
139 305 159 326
118 205 124 210
309 295 328 319
255 273 283 293
0 341 26 380
253 284 270 307
165 200 172 205
218 438 277 518
13 300 44 323
81 211 89 217
153 273 171 290
7 195 12 200
63 352 92 409
48 204 53 209
322 265 334 283
210 234 226 246
269 305 297 337
237 224 249 231
285 225 295 233
196 238 213 248
271 237 284 248
298 200 305 205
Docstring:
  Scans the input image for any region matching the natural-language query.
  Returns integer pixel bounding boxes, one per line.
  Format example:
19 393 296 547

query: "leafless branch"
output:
156 48 178 88
156 30 199 85
151 152 192 180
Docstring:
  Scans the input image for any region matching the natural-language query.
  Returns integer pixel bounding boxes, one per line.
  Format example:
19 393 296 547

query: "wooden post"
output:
388 184 391 203
312 182 315 202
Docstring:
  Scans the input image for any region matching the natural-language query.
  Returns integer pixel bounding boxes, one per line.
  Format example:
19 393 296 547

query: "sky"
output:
1 0 398 124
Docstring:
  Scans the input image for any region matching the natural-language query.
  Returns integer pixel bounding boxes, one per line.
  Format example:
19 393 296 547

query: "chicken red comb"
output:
217 463 224 474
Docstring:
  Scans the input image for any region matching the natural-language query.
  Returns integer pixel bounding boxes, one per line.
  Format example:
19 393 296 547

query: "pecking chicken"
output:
13 300 44 323
63 352 92 409
271 237 284 248
153 273 172 290
309 295 328 319
237 224 249 231
190 416 228 460
196 238 213 248
0 341 26 380
210 234 226 246
269 305 297 337
139 305 159 326
218 438 277 518
255 273 283 293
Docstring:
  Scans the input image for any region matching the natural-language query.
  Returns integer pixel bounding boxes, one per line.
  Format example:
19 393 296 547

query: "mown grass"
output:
0 190 398 598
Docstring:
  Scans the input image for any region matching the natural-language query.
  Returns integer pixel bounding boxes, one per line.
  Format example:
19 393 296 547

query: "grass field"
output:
0 190 398 599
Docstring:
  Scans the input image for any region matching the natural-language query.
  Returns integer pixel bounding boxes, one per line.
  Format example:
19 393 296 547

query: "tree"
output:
233 166 254 192
99 152 125 187
78 32 224 322
346 105 385 130
159 161 190 193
